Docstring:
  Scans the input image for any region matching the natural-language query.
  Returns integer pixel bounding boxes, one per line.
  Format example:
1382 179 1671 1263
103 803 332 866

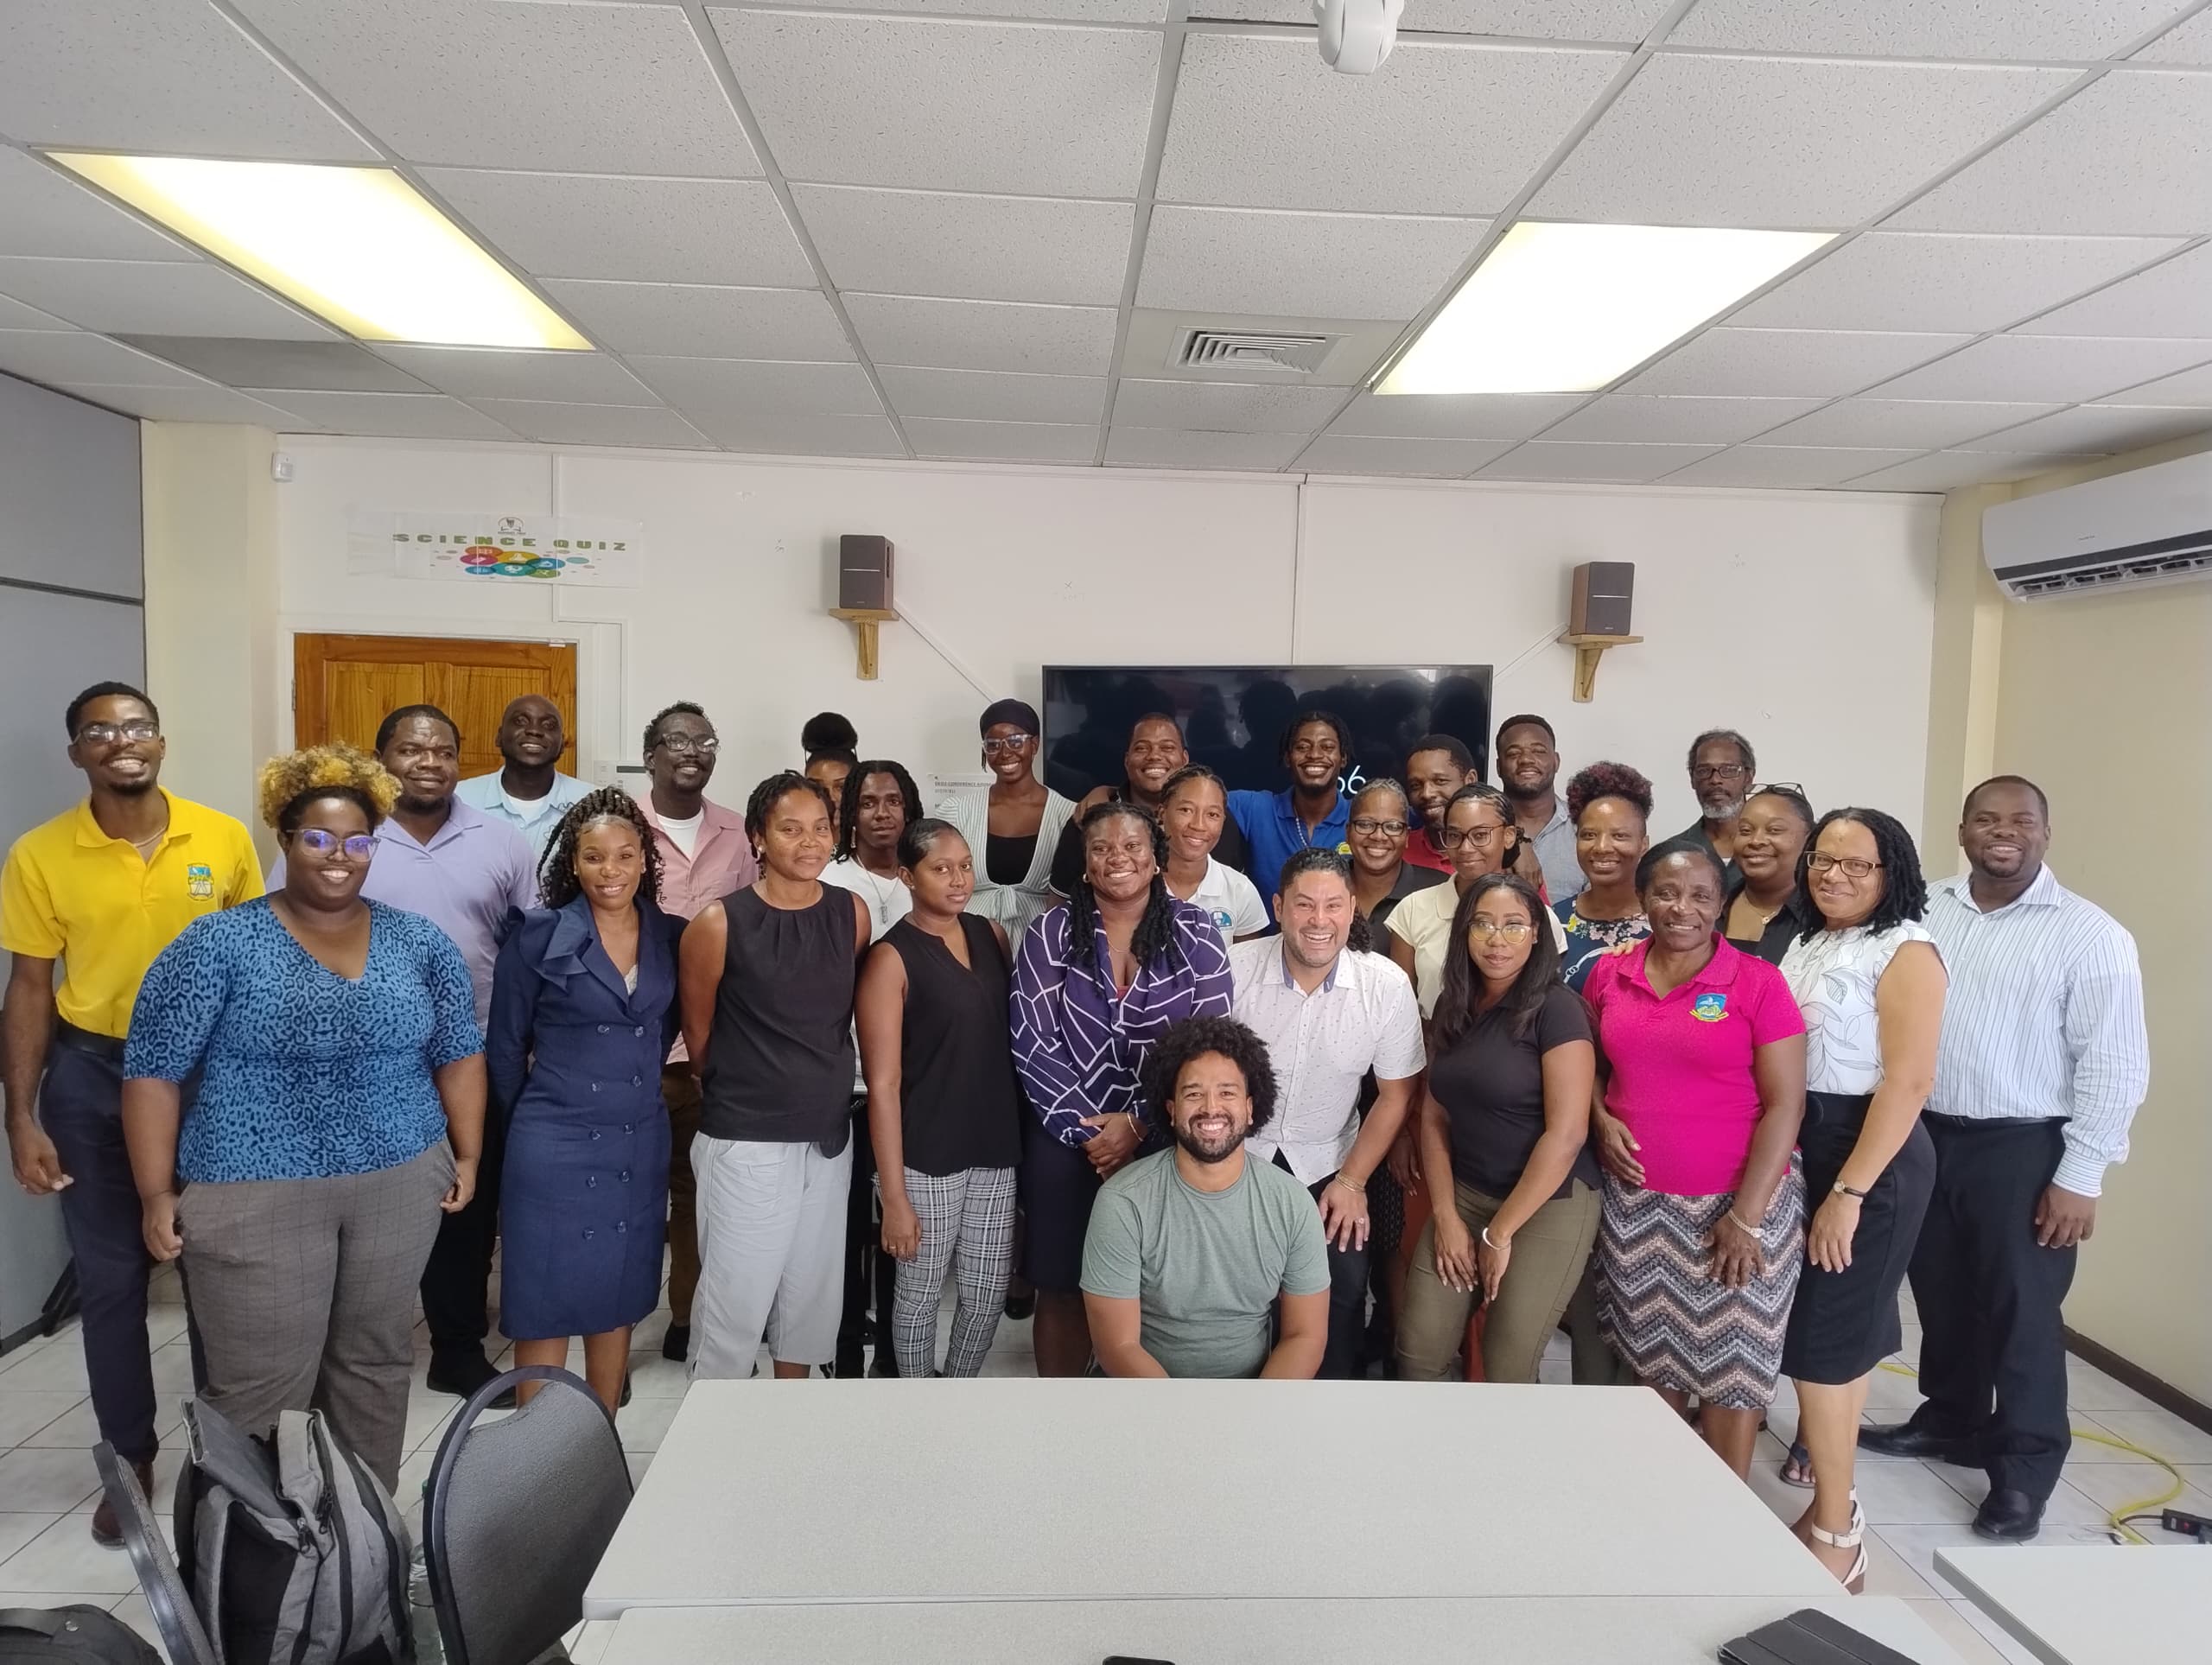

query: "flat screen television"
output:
1040 664 1496 803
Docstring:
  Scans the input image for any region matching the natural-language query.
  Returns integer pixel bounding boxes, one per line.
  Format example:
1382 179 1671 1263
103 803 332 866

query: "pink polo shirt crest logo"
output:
1692 992 1729 1023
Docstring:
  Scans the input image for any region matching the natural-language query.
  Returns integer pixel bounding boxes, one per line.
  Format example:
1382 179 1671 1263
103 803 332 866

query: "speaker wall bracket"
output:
1557 632 1642 703
830 607 897 681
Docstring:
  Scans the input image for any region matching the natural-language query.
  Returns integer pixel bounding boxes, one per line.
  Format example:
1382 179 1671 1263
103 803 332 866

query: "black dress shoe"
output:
89 1459 155 1548
427 1350 516 1409
1974 1488 2044 1541
660 1323 690 1363
619 1370 632 1408
1002 1291 1035 1321
1858 1420 1976 1464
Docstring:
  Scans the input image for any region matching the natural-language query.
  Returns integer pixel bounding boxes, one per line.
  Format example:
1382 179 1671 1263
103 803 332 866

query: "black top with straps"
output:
880 915 1024 1176
699 885 859 1145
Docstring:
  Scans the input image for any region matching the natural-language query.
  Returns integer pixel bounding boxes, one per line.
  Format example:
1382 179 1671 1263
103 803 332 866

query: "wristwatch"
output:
1832 1181 1869 1200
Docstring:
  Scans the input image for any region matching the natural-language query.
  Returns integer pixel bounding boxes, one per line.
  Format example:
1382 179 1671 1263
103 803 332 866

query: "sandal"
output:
1780 1439 1815 1488
1805 1511 1867 1593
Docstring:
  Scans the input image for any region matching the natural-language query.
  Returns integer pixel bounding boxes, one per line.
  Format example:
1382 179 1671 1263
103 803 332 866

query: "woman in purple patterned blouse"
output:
1011 801 1232 1376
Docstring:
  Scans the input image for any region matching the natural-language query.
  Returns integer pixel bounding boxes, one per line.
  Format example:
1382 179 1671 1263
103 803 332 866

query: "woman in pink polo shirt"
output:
1583 839 1808 1479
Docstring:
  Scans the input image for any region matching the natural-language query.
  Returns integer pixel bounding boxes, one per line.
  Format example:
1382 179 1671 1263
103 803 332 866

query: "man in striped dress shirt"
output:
1860 776 2149 1542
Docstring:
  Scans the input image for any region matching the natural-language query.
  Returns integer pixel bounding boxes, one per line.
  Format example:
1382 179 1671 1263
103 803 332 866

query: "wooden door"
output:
293 633 578 779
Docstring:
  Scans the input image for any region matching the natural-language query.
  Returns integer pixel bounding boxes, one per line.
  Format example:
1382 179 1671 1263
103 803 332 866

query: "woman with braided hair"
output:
1010 799 1232 1375
488 786 684 1410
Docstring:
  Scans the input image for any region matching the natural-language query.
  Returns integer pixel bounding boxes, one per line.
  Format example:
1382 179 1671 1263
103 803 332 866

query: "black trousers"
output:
836 1096 895 1374
420 1095 505 1360
1278 1154 1366 1381
1904 1114 2075 1501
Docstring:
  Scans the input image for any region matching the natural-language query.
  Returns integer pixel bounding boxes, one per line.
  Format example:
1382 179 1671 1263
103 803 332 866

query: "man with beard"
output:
1228 851 1423 1377
1226 709 1354 925
456 693 592 860
1675 728 1758 871
1081 1014 1329 1378
1048 712 1249 894
3 683 261 1543
1402 734 1480 875
1860 777 2147 1543
635 701 759 1364
1496 714 1582 903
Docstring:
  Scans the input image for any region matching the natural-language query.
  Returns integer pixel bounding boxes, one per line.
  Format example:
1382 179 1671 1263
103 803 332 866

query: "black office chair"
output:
422 1365 632 1665
93 1440 218 1665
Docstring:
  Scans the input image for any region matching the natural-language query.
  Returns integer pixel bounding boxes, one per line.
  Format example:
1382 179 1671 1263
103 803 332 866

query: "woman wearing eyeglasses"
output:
933 698 1074 944
1725 785 1818 966
1777 810 1944 1590
1157 765 1268 947
1398 873 1600 1383
1554 762 1653 994
120 746 486 1490
1346 778 1446 930
1387 784 1567 1018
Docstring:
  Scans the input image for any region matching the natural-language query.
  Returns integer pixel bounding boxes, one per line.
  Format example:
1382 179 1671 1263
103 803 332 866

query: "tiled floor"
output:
3 1267 2205 1663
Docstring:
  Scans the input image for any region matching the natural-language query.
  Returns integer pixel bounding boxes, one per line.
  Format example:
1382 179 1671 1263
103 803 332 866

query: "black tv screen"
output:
1040 664 1496 803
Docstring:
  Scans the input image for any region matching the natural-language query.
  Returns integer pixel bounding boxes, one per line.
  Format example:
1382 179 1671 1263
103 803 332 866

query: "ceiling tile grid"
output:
1 0 2209 490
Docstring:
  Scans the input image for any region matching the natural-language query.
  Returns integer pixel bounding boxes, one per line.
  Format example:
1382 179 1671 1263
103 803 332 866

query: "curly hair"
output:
1565 760 1654 826
836 759 924 861
374 703 460 753
538 786 664 911
1065 800 1179 973
1137 1014 1279 1140
1433 873 1562 1051
744 770 837 848
257 744 400 835
642 700 706 759
1796 806 1928 941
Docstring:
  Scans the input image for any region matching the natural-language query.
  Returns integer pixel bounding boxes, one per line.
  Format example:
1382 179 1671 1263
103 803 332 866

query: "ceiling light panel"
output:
50 155 590 350
1378 222 1835 396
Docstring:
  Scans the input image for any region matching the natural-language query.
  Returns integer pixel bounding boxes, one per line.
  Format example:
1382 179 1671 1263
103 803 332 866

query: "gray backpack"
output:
175 1400 413 1665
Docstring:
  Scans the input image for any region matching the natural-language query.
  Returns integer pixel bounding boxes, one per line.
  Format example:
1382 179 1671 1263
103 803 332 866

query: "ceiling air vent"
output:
1175 327 1338 375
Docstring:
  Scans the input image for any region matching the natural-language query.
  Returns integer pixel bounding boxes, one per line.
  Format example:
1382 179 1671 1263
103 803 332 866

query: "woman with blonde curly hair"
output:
121 745 486 1487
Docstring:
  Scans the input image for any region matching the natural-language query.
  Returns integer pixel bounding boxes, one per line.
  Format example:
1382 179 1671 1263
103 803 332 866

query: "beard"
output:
1173 1122 1247 1165
1701 794 1746 823
105 774 157 798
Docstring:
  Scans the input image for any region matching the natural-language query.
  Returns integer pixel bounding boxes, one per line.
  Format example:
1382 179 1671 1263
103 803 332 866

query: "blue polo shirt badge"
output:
1692 992 1728 1022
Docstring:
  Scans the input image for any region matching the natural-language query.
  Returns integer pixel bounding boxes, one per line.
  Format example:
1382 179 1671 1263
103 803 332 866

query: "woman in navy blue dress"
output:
487 788 683 1410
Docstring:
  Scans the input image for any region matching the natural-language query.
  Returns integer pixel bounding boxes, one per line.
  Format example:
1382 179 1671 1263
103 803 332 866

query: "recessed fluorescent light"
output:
48 154 591 351
1376 222 1834 396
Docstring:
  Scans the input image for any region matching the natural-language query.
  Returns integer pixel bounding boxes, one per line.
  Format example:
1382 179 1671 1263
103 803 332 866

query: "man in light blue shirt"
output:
455 694 592 860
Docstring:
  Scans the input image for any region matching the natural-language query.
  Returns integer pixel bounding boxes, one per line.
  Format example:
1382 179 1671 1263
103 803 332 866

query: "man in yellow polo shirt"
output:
2 682 262 1547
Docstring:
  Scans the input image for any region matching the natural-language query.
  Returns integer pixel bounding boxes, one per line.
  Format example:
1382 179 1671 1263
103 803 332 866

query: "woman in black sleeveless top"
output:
677 772 869 1380
856 819 1025 1378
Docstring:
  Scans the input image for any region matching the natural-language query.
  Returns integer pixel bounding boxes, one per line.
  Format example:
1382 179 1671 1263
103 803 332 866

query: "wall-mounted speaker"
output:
1568 561 1634 637
839 534 894 613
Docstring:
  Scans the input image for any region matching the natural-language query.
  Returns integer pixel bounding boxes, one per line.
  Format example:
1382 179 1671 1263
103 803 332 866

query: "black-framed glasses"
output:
1691 763 1751 782
1349 817 1408 837
1807 852 1881 879
1748 781 1806 798
1436 824 1503 849
655 734 719 756
981 733 1033 756
295 829 377 861
75 720 160 746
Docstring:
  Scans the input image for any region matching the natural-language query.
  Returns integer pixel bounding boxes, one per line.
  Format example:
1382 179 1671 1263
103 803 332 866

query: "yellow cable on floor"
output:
1873 1357 2187 1544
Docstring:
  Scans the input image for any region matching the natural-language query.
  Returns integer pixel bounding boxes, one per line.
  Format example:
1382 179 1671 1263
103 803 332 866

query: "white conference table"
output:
1935 1545 2212 1665
583 1379 1840 1619
595 1595 1968 1664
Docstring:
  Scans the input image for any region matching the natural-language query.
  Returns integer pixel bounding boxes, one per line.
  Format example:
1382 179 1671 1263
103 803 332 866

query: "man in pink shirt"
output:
634 701 759 1363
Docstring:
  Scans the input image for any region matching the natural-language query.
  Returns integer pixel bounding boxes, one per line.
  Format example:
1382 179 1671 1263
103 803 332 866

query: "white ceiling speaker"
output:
1313 0 1404 74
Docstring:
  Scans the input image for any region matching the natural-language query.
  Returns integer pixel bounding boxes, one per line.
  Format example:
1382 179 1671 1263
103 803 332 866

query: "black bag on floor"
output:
0 1607 161 1663
175 1400 415 1664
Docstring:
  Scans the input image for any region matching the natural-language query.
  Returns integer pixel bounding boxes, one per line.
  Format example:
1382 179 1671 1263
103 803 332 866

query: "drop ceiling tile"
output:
745 0 1166 19
1619 327 1972 397
1841 449 2103 490
1159 36 1622 217
2100 361 2212 404
904 418 1102 461
0 0 372 160
1866 334 2212 403
688 411 905 456
1192 1 1672 39
0 258 334 340
1111 379 1349 434
1330 391 1586 440
542 282 855 360
1659 445 1928 488
792 187 1133 308
711 11 1159 198
115 336 430 391
1539 395 1821 444
1294 435 1514 476
1530 54 2070 227
2012 243 2212 338
1104 428 1307 470
1478 442 1726 481
842 294 1117 376
2134 9 2212 61
878 365 1107 423
368 346 658 404
468 400 714 448
1758 398 2067 450
0 330 211 389
1135 206 1487 322
233 0 759 175
57 384 308 425
1729 232 2183 335
0 149 192 262
1668 0 2179 60
1954 404 2212 453
1890 72 2212 235
421 172 813 288
248 391 524 440
627 358 883 417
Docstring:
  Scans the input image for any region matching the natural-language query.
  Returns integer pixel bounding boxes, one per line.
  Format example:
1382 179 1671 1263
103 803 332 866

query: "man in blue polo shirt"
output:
1226 708 1352 922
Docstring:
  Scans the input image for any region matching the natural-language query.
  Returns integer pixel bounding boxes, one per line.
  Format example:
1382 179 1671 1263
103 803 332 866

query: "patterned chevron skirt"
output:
1596 1161 1807 1409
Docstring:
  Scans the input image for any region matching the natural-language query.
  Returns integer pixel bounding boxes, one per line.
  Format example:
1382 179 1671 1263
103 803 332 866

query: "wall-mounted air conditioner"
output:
1982 447 2212 601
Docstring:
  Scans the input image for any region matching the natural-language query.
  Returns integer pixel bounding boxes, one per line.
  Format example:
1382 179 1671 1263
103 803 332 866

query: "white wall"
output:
270 438 1939 834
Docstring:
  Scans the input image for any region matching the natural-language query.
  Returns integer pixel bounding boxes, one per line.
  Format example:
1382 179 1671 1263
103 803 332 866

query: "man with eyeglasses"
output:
3 682 261 1545
635 701 759 1363
454 693 593 859
1676 728 1758 872
1226 708 1356 925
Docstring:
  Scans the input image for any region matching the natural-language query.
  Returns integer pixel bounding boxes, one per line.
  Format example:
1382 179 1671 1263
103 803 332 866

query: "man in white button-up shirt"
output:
1229 849 1425 1378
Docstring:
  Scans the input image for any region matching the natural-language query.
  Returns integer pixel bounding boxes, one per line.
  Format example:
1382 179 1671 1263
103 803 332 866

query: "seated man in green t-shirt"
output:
1081 1015 1330 1379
